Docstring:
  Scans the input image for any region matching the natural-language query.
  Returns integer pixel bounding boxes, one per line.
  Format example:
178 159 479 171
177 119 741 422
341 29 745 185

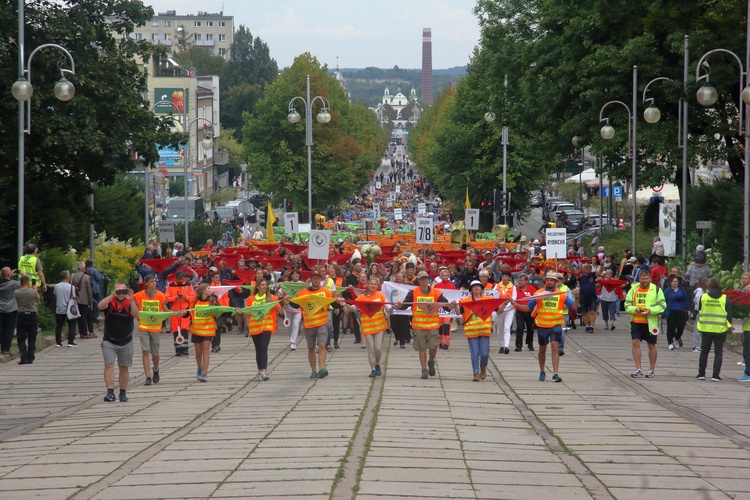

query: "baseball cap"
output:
469 280 483 290
416 271 430 279
628 257 637 263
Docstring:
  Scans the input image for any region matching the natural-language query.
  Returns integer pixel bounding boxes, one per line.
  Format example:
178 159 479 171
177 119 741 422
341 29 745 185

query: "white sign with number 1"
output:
416 217 434 244
284 212 299 234
464 209 479 230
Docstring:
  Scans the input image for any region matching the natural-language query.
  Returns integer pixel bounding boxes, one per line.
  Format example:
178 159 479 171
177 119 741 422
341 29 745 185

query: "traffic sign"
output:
415 217 433 244
696 221 712 230
465 208 480 230
284 212 299 234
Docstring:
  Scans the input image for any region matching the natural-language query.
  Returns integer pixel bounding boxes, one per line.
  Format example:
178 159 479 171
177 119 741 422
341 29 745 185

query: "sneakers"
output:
56 343 63 348
421 368 429 379
119 391 128 402
369 369 377 378
374 364 381 376
711 375 722 381
198 374 208 382
645 370 656 378
504 347 510 354
527 345 534 352
696 375 706 380
480 367 487 380
692 347 700 353
610 325 615 331
515 347 522 352
473 372 481 382
211 346 221 353
103 392 116 402
585 326 593 333
196 368 203 380
334 343 339 349
260 372 269 381
539 371 546 382
145 377 152 386
552 373 562 383
290 343 297 351
631 369 643 378
318 369 329 378
67 342 77 347
677 338 684 348
558 349 565 356
737 373 750 382
668 344 675 350
153 370 160 384
309 371 318 379
428 359 436 376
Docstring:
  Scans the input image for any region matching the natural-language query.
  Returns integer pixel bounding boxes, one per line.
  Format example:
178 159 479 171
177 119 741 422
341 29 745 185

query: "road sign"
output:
418 203 427 215
465 208 480 230
373 203 381 219
696 221 712 230
545 228 567 259
602 185 623 198
415 217 434 244
308 230 331 260
149 189 159 195
284 212 299 234
157 221 175 242
394 208 403 220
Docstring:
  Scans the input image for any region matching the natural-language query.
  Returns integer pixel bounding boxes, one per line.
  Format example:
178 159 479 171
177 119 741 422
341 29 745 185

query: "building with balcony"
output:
128 10 233 59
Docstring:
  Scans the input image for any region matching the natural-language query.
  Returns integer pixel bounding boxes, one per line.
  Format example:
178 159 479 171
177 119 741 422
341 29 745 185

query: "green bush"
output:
173 221 241 250
38 247 76 283
37 300 56 332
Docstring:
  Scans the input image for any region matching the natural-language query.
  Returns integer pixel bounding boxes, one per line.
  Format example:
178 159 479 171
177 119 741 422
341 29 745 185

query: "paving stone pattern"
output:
1 318 749 499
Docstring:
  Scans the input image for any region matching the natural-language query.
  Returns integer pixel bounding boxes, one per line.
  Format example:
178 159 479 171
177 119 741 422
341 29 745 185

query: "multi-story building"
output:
130 10 234 59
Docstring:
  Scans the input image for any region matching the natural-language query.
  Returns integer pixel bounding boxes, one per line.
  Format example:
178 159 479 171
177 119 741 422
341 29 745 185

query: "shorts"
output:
578 297 597 314
304 325 328 348
537 325 563 346
102 340 134 367
191 334 214 343
139 331 161 353
412 329 440 351
630 322 658 344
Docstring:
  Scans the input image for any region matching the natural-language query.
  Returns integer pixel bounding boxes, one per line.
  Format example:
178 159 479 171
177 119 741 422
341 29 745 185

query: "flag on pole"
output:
465 186 471 209
266 201 277 242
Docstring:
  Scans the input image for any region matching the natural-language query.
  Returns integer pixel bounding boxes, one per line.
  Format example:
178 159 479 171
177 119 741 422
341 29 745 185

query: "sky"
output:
143 0 481 69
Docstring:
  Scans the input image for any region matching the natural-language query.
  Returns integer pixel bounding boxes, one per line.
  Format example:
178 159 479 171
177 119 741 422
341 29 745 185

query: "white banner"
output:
394 208 403 220
545 228 567 259
659 203 677 257
381 282 497 318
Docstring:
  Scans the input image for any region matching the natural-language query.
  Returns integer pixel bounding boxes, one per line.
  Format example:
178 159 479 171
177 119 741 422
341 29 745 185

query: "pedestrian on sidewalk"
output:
514 271 578 383
340 278 388 378
53 271 78 347
695 278 732 381
14 276 39 364
739 273 750 382
133 274 169 386
246 278 281 381
72 261 95 340
0 267 20 355
625 271 666 378
394 271 451 379
190 283 219 382
98 283 138 402
458 281 493 381
664 275 690 350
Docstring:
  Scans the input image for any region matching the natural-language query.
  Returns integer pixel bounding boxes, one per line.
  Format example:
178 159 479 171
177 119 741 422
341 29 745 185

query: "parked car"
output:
530 193 542 207
168 197 204 223
557 210 589 232
587 214 614 229
546 202 576 222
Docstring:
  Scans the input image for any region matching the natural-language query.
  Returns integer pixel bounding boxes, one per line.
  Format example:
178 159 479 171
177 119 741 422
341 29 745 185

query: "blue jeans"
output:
744 331 750 376
467 336 490 374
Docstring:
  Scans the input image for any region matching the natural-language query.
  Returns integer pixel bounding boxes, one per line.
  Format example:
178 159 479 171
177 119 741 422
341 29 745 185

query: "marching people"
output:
514 271 578 383
625 271 666 378
340 277 388 377
190 282 220 382
98 282 139 402
458 280 493 381
493 271 516 354
166 271 195 356
514 273 536 352
133 274 169 386
245 278 282 381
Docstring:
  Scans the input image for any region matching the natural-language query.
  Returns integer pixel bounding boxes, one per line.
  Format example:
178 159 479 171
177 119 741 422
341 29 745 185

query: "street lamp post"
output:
694 6 750 271
183 118 215 248
288 75 332 225
12 0 76 260
483 111 508 225
599 65 638 253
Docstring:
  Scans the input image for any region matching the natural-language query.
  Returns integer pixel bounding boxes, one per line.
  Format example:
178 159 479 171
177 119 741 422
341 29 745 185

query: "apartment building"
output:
131 10 234 59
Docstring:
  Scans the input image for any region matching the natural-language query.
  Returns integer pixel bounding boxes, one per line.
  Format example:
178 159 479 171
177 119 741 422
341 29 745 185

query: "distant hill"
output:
330 66 466 107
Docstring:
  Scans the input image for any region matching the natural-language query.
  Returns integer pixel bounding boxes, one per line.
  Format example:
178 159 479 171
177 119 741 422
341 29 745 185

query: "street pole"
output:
682 35 689 275
632 65 638 254
17 0 24 261
502 125 508 225
90 189 95 261
144 165 149 244
745 0 750 272
306 75 313 225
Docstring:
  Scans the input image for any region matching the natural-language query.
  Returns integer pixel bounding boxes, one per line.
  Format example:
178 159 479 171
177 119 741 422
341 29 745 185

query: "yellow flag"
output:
465 186 470 209
290 295 337 316
266 200 276 242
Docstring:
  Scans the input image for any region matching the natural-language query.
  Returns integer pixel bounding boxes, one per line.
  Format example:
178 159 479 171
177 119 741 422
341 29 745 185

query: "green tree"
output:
242 53 385 221
173 46 226 77
93 176 146 244
0 0 180 262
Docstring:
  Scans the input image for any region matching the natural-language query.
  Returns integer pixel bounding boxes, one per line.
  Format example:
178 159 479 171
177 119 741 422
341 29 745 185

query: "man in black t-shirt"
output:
577 264 598 333
98 282 139 402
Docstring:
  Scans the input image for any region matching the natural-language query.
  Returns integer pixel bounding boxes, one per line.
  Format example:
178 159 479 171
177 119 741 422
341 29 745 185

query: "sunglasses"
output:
115 289 129 295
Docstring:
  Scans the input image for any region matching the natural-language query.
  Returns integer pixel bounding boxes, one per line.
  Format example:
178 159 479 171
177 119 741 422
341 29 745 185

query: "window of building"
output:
163 20 172 27
135 33 143 40
194 21 201 27
194 34 202 41
151 34 159 41
151 21 159 27
219 48 227 57
206 34 213 41
218 34 226 42
164 33 170 40
218 21 226 27
206 21 213 27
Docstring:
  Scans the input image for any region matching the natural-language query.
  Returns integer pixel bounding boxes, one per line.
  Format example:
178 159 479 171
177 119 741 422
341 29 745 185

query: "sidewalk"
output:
0 318 748 499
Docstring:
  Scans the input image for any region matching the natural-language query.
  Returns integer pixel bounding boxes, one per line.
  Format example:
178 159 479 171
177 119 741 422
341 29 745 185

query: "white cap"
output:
696 245 705 252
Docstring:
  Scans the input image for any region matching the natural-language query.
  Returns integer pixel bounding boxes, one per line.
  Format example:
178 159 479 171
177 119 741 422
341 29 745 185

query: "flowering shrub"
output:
724 289 750 319
84 232 144 285
360 244 382 265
